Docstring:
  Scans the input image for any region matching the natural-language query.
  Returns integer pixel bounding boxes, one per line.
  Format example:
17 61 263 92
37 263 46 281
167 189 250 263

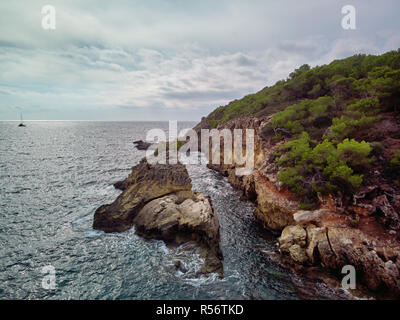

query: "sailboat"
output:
18 114 26 127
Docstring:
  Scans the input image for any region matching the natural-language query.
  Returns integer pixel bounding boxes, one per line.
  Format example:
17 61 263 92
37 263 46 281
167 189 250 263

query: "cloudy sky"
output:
0 0 399 121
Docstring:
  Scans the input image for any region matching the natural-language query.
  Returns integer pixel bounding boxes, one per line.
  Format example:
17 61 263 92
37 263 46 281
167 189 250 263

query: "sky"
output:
0 0 399 121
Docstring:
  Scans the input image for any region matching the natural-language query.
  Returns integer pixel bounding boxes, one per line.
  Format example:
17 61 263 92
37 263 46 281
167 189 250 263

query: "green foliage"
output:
330 165 363 190
276 132 312 166
176 140 186 150
299 203 317 210
209 119 219 128
337 139 372 169
202 49 400 125
348 216 360 228
276 134 372 201
329 97 381 142
346 98 380 115
326 75 356 105
390 151 400 184
269 96 334 139
330 112 380 143
289 64 311 79
308 83 323 99
277 167 304 195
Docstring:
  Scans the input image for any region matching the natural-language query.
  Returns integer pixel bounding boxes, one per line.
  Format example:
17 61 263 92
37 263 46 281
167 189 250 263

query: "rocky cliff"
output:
93 158 223 276
193 114 400 297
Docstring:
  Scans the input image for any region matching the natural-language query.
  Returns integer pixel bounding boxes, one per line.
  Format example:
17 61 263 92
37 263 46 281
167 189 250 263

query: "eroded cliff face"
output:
93 158 223 276
195 115 400 296
195 116 299 233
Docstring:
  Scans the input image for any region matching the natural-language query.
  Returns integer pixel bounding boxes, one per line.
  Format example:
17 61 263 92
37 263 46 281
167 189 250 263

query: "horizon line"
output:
0 119 199 122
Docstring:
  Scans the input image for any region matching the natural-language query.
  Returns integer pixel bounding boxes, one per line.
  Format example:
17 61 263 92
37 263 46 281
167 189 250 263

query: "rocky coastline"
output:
92 116 399 297
193 115 400 297
93 116 400 296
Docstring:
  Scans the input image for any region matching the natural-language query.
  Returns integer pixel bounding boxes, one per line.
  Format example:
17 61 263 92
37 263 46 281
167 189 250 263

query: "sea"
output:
0 121 351 299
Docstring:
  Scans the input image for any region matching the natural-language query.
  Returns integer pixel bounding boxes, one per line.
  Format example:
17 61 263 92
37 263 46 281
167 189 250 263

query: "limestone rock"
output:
278 225 307 253
254 172 297 231
94 159 192 232
289 244 308 264
293 209 331 226
302 225 324 264
93 159 223 276
279 222 400 295
308 226 400 295
134 192 223 276
134 192 220 250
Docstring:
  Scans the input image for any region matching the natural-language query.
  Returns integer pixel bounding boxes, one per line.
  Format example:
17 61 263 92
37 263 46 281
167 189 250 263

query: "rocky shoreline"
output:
194 115 400 298
92 117 399 297
93 158 223 276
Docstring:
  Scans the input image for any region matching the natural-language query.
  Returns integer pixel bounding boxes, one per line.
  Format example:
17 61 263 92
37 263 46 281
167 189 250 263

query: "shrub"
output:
154 140 186 156
337 138 372 170
276 134 372 201
277 167 305 195
346 98 380 115
308 83 323 99
331 114 380 142
275 132 312 166
310 139 337 170
269 96 334 139
209 120 219 128
330 165 363 190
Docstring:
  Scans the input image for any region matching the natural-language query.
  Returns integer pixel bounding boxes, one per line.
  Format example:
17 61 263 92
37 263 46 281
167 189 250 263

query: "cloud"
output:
0 1 399 120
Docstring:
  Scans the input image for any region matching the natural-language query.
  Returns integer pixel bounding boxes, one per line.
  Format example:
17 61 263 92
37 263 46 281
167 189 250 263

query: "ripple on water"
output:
0 121 349 300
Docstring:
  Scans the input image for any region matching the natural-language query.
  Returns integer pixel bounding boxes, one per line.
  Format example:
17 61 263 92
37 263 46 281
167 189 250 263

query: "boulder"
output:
319 227 400 294
278 225 307 253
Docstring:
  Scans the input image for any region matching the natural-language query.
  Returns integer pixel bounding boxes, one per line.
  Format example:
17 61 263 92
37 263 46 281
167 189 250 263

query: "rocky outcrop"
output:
134 192 223 275
133 140 152 150
93 158 223 276
253 172 297 231
94 159 192 232
279 222 400 295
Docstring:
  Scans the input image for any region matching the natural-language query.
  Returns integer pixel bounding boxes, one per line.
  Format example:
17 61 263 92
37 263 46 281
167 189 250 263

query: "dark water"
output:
0 121 350 300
